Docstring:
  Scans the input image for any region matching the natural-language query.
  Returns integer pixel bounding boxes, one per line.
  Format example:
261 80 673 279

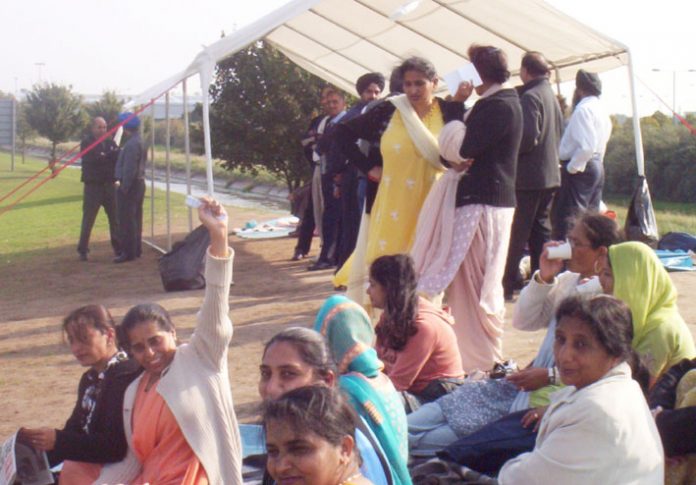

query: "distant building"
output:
80 93 201 120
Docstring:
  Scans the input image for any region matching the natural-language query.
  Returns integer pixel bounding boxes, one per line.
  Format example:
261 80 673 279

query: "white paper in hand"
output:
444 62 483 96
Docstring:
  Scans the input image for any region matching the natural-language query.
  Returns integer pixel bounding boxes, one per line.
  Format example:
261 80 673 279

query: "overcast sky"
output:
3 0 695 115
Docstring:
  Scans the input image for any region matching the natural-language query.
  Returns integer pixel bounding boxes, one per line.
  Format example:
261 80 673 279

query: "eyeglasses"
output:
568 237 592 249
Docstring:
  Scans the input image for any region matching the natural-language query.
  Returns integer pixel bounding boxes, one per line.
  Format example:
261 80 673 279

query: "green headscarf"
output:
609 241 695 376
609 241 681 343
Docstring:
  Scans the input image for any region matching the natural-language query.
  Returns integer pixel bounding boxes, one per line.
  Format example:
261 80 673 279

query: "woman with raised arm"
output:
96 197 242 485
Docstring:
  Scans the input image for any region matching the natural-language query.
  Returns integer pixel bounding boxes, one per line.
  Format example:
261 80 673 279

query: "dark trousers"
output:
317 173 341 264
77 183 121 255
295 192 315 256
442 409 538 475
551 159 604 240
336 168 361 269
503 188 556 293
116 179 145 259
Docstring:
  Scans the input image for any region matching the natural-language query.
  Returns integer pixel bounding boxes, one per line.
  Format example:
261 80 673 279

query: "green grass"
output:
605 197 696 236
0 152 188 260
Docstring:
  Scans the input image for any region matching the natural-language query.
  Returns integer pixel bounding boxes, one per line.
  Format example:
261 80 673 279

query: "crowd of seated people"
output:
13 44 696 485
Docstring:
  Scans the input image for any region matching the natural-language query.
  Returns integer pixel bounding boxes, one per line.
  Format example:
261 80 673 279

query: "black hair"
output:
468 44 510 84
262 327 336 381
572 211 624 249
118 303 175 352
370 254 419 351
263 386 358 448
398 56 437 82
521 51 551 77
63 305 116 346
389 66 404 94
556 294 650 394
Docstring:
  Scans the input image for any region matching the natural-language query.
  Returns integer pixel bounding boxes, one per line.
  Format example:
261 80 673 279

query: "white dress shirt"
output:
559 95 612 174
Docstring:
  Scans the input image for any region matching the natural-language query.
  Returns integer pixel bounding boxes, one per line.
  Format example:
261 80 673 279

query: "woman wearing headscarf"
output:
314 295 411 485
598 241 695 381
412 44 523 372
334 57 468 306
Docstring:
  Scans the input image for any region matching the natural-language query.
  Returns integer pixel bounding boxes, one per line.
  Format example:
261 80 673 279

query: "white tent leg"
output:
200 63 215 196
183 78 193 231
165 91 172 251
626 50 646 177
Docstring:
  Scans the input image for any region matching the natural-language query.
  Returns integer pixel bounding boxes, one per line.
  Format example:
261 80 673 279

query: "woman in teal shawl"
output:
599 241 696 380
315 295 411 485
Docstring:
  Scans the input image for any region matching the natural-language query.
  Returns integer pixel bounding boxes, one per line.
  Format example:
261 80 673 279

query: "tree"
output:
24 83 86 161
86 90 124 129
16 101 37 162
209 40 332 190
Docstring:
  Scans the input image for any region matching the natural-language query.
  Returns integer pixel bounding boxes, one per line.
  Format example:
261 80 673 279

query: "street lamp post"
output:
34 62 46 83
652 68 696 124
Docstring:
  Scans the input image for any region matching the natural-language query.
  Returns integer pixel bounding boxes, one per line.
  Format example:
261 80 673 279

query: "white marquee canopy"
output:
127 0 645 195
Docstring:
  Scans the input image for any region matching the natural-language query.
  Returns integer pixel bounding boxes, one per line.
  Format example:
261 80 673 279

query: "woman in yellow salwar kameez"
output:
334 57 468 306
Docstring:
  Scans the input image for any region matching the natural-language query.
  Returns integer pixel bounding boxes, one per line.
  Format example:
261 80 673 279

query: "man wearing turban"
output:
551 69 612 240
113 113 146 263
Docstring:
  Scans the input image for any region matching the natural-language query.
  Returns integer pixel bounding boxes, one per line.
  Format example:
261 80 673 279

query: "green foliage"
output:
604 111 696 203
85 90 124 129
208 40 331 191
16 101 37 162
24 83 86 160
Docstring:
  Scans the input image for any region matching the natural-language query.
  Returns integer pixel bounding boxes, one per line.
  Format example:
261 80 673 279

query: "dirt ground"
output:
1 207 695 439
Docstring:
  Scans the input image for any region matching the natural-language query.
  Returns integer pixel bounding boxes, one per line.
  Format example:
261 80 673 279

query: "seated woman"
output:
408 212 622 455
18 305 141 484
649 358 696 484
263 386 373 485
314 295 411 485
259 327 392 485
95 198 243 485
598 240 696 381
498 294 664 483
368 254 464 405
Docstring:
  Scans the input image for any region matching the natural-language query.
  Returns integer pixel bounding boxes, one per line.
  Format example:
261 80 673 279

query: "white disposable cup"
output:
547 241 572 260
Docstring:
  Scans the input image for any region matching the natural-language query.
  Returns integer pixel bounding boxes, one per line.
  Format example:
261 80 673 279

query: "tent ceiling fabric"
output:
264 0 628 94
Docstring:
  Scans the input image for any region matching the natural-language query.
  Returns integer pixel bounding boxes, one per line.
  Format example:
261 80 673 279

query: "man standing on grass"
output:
113 113 145 264
502 52 563 299
77 117 121 261
551 69 612 240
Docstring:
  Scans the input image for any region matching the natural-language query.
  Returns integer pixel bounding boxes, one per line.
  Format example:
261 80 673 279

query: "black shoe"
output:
113 254 134 264
78 253 88 262
308 261 334 271
291 250 305 261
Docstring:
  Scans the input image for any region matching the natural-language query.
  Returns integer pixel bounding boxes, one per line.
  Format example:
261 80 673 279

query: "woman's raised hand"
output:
452 81 474 102
197 197 229 258
538 241 566 283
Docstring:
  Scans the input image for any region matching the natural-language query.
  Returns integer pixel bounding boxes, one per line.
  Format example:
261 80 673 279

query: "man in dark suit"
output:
503 52 564 299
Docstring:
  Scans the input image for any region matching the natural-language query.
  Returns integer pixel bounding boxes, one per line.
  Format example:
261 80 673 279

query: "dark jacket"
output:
516 78 563 190
80 135 119 184
335 97 466 212
47 359 142 466
648 358 696 457
455 88 523 208
114 133 146 194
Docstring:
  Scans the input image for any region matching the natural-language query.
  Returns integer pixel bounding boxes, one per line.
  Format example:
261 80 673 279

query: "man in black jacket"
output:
77 117 121 261
503 52 563 300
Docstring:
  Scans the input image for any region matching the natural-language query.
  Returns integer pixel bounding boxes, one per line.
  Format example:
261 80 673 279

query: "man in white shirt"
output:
551 70 612 240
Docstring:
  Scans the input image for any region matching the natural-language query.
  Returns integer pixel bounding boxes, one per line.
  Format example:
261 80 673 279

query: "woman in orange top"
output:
95 198 242 485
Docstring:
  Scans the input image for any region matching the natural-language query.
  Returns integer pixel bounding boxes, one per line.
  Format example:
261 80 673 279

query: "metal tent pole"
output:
150 104 156 239
183 78 193 231
626 50 646 176
165 91 172 251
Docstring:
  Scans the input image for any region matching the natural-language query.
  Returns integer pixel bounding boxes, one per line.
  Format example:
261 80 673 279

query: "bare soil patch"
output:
2 212 695 438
